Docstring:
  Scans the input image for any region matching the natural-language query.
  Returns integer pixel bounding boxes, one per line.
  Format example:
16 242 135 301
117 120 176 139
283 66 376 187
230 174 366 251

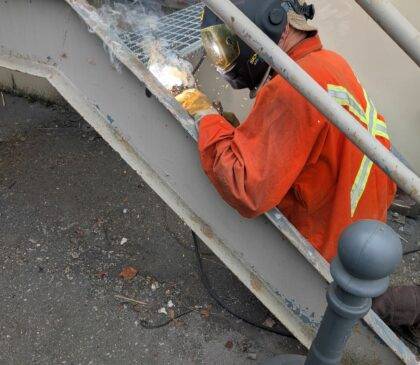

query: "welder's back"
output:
198 35 396 262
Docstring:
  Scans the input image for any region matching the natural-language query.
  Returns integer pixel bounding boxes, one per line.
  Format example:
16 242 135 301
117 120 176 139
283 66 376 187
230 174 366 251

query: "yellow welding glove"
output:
175 88 218 121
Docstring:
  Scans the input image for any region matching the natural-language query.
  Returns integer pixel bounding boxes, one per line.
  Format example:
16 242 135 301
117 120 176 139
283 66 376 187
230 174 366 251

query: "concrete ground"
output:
0 94 418 364
0 94 304 364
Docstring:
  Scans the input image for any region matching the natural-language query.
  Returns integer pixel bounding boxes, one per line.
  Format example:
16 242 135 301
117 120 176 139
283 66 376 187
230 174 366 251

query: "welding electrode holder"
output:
263 220 402 365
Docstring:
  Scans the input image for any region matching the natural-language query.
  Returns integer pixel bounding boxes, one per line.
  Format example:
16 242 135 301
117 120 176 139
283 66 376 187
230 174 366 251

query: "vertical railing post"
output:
263 220 402 365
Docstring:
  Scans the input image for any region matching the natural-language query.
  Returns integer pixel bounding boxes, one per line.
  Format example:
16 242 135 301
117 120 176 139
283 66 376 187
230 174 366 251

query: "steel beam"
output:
202 0 420 205
0 1 417 364
354 0 420 67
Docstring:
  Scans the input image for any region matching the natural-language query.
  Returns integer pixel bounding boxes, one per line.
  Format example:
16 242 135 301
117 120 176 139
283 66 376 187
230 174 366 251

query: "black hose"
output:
192 231 296 339
403 248 420 256
138 309 194 329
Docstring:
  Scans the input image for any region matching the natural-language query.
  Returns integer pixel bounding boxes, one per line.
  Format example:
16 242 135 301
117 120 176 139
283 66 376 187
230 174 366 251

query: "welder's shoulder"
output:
265 49 354 103
298 48 356 86
267 72 306 101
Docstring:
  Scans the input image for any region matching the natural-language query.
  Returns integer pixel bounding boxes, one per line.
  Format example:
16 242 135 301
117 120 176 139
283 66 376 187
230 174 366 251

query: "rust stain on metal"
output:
353 322 361 335
200 223 214 239
250 273 262 292
188 214 218 241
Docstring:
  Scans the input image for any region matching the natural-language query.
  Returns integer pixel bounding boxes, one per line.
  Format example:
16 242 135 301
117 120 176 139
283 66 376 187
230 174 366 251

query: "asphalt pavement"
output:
0 94 305 364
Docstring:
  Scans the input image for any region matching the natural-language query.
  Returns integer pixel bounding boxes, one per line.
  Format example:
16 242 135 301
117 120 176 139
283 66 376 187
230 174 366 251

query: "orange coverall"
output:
198 35 396 262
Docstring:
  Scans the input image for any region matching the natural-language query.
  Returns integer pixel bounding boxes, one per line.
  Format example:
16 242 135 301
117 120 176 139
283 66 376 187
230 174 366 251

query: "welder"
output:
175 0 420 337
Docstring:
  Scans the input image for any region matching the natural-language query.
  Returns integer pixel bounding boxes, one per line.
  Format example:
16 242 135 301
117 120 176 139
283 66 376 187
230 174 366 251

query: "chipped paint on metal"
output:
282 296 320 328
106 114 114 124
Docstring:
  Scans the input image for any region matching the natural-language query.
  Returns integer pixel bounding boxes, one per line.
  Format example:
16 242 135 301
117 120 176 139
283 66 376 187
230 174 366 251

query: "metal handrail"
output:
354 0 420 67
203 0 420 204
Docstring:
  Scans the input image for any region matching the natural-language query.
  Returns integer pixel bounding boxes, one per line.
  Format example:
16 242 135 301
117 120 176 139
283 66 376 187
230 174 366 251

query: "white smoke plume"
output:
97 0 196 91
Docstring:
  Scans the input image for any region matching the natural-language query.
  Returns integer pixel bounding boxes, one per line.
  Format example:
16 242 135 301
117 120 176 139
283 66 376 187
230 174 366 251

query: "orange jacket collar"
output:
287 35 323 61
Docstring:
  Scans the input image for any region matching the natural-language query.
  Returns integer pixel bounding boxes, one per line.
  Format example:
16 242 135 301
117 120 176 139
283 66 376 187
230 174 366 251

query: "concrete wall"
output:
0 68 64 104
312 0 420 173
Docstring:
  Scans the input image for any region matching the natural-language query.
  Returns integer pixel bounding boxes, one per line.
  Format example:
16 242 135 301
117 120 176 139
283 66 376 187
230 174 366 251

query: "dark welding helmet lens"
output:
201 24 240 72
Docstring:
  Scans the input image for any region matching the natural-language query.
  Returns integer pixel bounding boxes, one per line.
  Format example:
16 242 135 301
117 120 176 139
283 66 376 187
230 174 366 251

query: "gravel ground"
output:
0 94 304 364
0 94 418 364
389 213 420 287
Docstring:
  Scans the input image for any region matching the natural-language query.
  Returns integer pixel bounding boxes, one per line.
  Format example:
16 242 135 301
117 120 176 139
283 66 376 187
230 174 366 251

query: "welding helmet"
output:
201 0 315 91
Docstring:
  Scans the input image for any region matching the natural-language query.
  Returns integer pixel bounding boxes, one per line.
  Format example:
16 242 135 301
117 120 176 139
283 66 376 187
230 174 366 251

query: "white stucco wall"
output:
311 0 420 173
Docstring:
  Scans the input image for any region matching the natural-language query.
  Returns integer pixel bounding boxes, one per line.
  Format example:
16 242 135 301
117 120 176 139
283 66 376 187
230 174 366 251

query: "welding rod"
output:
202 0 420 204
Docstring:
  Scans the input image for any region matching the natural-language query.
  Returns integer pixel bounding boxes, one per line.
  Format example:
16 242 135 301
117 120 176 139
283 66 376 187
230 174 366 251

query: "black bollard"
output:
263 220 402 365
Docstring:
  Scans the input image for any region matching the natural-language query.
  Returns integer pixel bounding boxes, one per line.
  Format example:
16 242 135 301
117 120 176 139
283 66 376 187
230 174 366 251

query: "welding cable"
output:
193 230 420 347
138 309 194 329
192 231 296 339
403 248 420 256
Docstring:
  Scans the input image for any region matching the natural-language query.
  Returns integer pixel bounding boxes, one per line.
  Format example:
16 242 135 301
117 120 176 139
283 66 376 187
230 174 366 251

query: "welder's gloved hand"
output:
372 285 420 330
175 88 218 121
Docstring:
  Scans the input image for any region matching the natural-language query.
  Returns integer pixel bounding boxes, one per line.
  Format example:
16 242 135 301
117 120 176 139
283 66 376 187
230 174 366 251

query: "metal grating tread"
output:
117 3 204 64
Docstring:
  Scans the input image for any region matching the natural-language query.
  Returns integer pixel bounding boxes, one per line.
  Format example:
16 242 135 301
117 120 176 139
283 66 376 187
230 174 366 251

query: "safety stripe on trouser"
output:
327 84 390 217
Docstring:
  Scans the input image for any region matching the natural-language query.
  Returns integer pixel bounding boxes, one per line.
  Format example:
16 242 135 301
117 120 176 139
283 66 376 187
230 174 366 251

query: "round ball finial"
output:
338 220 402 280
331 220 402 298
